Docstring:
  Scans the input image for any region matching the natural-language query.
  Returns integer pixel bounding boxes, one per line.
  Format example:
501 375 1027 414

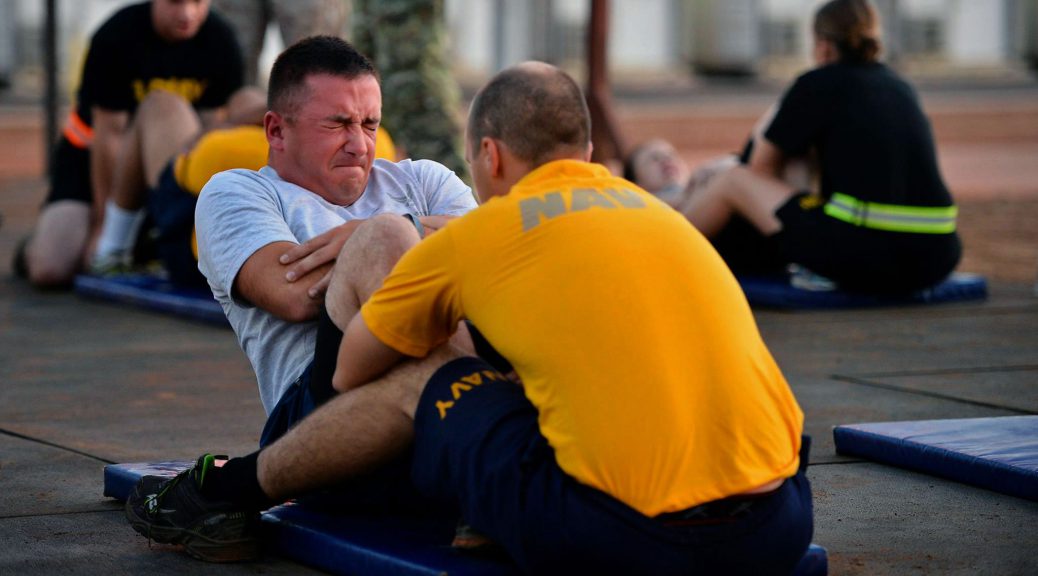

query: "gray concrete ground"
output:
1 79 1037 575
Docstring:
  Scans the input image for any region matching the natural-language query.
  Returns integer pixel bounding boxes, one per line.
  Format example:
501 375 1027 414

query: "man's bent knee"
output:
26 253 78 287
26 201 90 287
353 214 421 258
325 214 421 328
136 89 193 119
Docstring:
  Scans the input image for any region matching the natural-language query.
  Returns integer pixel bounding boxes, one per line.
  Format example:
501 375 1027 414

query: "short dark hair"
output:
268 36 378 115
467 62 590 168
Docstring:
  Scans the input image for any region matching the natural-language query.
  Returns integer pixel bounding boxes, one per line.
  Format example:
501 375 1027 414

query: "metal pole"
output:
493 0 507 72
44 0 59 175
586 0 626 164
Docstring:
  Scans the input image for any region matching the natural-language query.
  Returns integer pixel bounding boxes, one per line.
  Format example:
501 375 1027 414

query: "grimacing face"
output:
271 73 382 207
151 0 210 42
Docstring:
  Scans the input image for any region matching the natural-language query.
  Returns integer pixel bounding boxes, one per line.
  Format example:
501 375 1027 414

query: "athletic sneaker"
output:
788 264 836 292
125 454 261 562
88 250 133 277
451 521 508 558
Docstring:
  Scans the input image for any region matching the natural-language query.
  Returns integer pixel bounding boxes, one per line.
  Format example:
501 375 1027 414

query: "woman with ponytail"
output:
681 0 961 293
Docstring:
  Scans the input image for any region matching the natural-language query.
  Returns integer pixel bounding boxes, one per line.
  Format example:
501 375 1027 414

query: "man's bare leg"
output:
257 344 463 501
322 214 475 365
324 214 421 331
111 90 202 211
92 92 201 267
681 165 793 238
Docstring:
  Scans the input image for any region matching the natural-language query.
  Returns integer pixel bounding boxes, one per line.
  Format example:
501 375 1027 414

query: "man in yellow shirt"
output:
125 62 813 574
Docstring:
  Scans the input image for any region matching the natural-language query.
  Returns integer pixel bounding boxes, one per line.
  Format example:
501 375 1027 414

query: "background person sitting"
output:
679 0 961 293
17 0 244 288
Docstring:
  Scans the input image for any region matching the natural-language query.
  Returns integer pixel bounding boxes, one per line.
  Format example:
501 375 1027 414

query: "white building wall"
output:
610 0 675 69
2 0 1029 100
947 0 1006 64
446 0 495 73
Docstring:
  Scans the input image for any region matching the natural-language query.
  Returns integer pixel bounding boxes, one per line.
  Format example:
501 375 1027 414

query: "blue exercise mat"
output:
739 272 987 310
834 416 1038 501
74 274 227 326
105 461 828 575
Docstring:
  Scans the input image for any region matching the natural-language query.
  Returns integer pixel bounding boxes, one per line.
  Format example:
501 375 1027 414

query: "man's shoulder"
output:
370 158 436 192
372 157 447 176
364 159 475 214
202 167 272 197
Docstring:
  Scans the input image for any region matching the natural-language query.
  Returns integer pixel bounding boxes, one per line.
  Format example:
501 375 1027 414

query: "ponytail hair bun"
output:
814 0 883 63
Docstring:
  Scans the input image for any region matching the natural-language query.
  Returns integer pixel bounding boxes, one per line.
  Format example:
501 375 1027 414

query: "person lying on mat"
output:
87 88 399 289
623 137 743 210
678 0 961 293
196 37 475 446
17 0 245 288
124 61 813 575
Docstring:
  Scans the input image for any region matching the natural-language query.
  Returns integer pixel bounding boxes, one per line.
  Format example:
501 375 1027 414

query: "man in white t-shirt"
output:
195 36 476 445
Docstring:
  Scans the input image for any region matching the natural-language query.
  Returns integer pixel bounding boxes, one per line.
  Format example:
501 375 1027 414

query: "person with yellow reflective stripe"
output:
16 0 245 288
680 0 961 293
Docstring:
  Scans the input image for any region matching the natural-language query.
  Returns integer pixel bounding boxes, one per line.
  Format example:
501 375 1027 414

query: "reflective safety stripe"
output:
823 192 957 234
62 110 94 149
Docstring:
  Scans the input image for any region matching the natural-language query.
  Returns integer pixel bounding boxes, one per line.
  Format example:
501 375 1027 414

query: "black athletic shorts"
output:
147 165 207 288
774 192 962 292
713 193 962 293
45 137 92 205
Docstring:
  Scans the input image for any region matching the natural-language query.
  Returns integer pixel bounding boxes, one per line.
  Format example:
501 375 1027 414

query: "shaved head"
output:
467 61 591 168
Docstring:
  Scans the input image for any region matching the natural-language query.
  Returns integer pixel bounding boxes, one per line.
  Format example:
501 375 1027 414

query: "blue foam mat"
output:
74 274 227 326
738 272 987 310
105 462 827 575
834 416 1038 501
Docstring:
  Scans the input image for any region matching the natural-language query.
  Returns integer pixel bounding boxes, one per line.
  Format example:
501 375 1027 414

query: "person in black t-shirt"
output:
680 0 961 293
19 0 244 288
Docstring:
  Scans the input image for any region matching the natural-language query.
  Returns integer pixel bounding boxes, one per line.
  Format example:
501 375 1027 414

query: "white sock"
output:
94 201 145 260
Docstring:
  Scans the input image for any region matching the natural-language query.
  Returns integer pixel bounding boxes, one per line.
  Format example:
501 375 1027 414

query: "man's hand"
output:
417 215 452 236
281 220 365 298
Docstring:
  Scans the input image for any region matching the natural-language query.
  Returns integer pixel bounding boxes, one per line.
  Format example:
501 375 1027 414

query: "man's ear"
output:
264 111 285 151
482 136 503 177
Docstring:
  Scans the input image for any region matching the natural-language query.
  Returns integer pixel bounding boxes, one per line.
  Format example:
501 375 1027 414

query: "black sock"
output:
201 452 274 510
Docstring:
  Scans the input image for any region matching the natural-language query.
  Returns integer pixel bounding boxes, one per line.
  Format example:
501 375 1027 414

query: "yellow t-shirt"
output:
361 159 803 516
176 125 397 258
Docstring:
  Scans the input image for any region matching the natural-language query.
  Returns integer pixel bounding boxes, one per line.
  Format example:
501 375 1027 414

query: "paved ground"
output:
1 78 1037 575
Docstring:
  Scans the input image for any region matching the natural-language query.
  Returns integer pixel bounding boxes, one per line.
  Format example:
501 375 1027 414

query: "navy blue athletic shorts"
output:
147 164 208 288
412 356 815 575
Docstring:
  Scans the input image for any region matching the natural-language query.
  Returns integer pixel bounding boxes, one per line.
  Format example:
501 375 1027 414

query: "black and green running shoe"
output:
125 454 261 562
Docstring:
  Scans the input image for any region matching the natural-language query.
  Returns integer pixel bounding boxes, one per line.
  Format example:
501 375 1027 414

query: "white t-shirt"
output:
196 159 476 413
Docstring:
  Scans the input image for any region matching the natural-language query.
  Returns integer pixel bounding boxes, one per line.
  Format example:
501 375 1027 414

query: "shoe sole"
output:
124 498 261 562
